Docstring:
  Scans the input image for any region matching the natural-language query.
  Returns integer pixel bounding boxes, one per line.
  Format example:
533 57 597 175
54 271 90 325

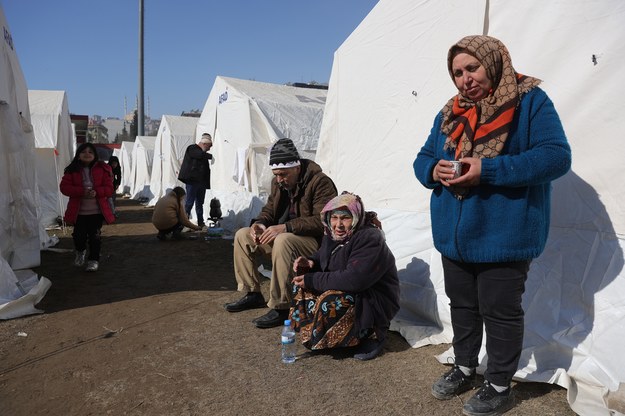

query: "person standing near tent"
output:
414 35 571 415
107 156 122 217
224 138 337 328
178 133 213 228
60 142 116 272
290 192 400 360
151 186 202 240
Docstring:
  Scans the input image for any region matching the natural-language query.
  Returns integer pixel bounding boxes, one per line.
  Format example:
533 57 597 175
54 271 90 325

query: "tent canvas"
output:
0 5 40 270
0 5 51 319
195 76 327 232
129 135 156 200
316 0 625 414
118 141 134 195
148 115 198 206
28 90 74 228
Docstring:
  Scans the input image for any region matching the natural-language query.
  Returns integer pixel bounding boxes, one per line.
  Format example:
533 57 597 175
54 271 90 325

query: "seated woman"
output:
290 192 400 360
151 187 201 240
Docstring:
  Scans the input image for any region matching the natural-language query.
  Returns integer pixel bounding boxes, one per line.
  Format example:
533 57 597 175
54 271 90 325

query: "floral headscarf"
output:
321 192 364 242
441 35 541 160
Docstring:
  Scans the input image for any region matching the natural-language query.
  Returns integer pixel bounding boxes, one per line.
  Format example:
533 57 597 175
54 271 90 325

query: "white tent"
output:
148 115 198 206
129 135 156 200
118 141 134 195
0 5 51 319
316 0 625 414
195 76 327 231
28 90 74 228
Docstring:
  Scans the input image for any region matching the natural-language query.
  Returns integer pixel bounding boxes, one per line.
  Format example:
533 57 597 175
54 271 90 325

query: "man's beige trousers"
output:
233 227 318 310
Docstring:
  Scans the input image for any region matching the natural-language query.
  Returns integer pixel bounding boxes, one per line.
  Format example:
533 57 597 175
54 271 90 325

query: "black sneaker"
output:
431 365 476 400
462 381 513 416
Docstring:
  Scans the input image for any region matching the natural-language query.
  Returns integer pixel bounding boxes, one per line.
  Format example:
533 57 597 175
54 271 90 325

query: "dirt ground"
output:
0 198 575 416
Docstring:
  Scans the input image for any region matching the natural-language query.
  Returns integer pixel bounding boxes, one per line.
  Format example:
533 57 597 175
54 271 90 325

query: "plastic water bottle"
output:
281 319 296 364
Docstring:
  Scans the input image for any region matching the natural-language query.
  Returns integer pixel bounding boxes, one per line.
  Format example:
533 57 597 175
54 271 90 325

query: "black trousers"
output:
73 214 104 261
442 255 530 387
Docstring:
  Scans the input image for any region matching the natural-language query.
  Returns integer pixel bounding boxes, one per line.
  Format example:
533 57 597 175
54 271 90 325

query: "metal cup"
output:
449 161 464 179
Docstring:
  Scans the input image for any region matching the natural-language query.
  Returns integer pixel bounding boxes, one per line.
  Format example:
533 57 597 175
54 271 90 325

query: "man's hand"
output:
257 224 287 245
250 223 266 244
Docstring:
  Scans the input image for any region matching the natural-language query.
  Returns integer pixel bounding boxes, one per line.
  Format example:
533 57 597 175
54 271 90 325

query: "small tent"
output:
195 76 327 231
148 115 198 206
28 90 74 228
316 0 625 414
118 141 134 196
0 5 51 319
129 135 156 200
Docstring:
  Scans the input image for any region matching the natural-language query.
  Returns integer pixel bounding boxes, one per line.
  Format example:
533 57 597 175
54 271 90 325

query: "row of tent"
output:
112 76 327 232
2 1 624 414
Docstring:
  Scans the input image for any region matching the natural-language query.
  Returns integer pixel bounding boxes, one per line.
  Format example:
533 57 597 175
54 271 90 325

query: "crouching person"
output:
152 187 201 240
290 192 400 361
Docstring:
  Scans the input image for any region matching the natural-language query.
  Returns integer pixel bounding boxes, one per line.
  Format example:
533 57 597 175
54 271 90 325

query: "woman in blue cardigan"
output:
414 35 571 416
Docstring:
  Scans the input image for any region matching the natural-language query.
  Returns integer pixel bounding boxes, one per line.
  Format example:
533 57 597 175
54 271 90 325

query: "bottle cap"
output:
284 319 291 326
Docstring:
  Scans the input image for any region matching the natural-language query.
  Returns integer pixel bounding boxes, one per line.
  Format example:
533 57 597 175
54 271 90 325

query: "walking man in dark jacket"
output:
178 133 213 227
224 138 338 328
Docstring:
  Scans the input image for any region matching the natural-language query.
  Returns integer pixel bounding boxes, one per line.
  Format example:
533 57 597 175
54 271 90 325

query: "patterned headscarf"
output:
321 192 364 242
441 35 541 160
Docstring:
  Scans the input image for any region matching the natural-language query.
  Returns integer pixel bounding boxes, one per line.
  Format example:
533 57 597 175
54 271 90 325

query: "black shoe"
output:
197 221 206 228
353 338 385 361
462 381 513 416
224 292 266 312
431 365 476 400
156 231 167 241
253 309 289 328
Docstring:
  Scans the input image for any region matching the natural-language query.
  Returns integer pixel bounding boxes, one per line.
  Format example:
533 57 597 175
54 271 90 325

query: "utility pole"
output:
138 0 145 136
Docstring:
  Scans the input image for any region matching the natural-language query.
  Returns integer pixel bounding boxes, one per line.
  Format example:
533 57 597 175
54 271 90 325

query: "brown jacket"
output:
254 159 337 241
152 191 200 231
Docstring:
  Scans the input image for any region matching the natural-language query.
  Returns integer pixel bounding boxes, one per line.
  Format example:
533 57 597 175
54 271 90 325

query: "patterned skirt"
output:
289 288 361 350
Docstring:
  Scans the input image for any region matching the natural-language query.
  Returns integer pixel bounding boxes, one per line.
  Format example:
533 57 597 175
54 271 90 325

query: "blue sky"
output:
2 0 378 119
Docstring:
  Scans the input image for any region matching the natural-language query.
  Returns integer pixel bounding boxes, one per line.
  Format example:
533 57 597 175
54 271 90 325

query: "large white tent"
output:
195 76 327 231
129 135 156 200
316 0 625 414
0 5 51 319
28 90 74 228
148 115 198 206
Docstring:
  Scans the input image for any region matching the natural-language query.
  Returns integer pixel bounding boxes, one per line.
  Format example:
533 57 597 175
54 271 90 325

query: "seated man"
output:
225 138 337 328
290 192 400 360
152 187 202 240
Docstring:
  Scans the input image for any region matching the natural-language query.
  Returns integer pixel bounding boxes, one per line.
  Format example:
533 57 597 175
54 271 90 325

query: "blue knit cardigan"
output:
413 87 572 263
